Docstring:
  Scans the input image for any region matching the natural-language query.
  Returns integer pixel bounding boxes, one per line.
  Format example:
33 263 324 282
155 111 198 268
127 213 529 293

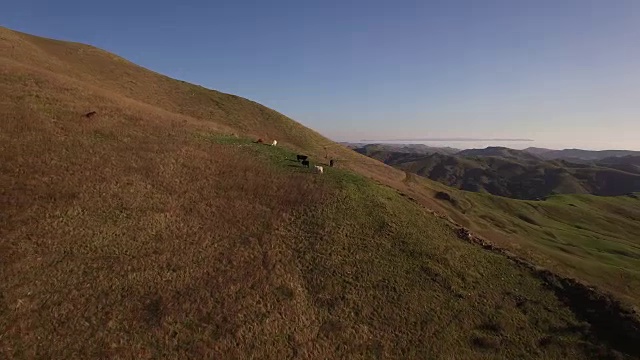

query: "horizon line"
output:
358 138 535 142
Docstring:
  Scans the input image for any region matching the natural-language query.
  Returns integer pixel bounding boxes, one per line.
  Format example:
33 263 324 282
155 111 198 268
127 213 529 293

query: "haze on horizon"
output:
3 0 639 150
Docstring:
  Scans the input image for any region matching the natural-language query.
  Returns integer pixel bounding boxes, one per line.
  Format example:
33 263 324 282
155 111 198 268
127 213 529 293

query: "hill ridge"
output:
524 147 640 161
355 145 640 199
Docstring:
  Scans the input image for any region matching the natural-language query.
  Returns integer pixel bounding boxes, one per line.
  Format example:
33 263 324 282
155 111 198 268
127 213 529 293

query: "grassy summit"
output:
1 27 639 358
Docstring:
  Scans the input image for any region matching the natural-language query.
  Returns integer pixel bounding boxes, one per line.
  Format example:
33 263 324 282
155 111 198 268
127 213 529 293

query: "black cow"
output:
297 154 308 162
329 159 335 167
301 160 310 168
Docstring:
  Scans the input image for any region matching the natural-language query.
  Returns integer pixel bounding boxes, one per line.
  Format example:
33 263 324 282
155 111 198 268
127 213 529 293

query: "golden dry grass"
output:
0 26 636 358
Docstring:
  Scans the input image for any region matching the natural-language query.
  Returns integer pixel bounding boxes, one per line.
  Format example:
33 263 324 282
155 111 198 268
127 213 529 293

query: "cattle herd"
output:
256 138 334 175
296 154 333 174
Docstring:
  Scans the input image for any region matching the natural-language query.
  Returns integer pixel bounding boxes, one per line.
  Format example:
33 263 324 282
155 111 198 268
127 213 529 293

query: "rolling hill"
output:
597 156 640 175
524 148 640 161
2 27 640 358
522 147 555 156
457 146 543 162
355 146 640 200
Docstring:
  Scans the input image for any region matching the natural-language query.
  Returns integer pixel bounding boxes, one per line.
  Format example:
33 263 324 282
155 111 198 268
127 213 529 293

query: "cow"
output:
296 155 308 162
272 140 278 146
301 160 310 168
315 165 324 174
329 159 335 167
256 138 264 144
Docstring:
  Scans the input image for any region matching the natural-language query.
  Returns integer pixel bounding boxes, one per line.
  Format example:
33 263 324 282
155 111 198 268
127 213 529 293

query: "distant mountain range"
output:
523 147 640 161
458 147 542 161
352 145 640 200
343 143 640 161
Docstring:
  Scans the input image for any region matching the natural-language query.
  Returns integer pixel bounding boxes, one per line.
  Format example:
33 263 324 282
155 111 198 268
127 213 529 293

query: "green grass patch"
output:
456 190 640 305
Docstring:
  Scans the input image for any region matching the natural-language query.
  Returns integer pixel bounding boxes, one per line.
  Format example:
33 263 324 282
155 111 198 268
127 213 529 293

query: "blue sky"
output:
3 0 640 149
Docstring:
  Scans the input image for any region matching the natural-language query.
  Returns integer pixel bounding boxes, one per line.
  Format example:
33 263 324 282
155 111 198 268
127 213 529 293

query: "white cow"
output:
272 140 278 146
314 165 324 174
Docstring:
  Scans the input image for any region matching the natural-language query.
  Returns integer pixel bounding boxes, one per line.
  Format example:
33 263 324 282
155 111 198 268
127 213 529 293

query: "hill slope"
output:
524 148 640 161
2 27 640 358
353 143 640 310
457 146 543 162
597 156 640 175
356 146 640 199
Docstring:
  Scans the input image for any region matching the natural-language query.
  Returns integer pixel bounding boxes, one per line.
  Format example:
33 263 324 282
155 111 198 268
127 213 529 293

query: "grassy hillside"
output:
354 143 640 307
2 27 639 358
390 170 640 309
466 192 640 305
0 27 329 151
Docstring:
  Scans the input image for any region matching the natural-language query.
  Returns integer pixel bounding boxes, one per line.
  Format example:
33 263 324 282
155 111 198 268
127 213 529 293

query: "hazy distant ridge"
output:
524 147 640 161
354 145 640 199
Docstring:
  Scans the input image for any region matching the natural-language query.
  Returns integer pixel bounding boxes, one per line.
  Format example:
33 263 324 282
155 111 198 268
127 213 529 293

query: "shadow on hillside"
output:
542 273 640 357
